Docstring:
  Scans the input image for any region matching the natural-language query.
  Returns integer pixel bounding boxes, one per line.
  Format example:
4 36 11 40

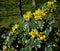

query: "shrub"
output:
1 1 60 51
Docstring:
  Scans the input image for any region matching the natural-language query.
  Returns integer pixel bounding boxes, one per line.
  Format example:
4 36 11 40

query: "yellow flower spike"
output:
3 45 7 51
48 1 54 6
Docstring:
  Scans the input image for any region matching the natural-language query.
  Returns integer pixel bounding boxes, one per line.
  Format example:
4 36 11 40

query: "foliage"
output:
0 0 60 51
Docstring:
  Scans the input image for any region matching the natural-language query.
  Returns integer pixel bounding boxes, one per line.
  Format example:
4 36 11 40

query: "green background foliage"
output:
0 0 60 51
0 0 60 28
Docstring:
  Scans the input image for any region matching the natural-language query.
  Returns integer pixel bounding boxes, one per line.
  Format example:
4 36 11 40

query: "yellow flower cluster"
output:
29 29 47 41
33 9 46 20
48 1 54 6
3 45 7 51
23 11 32 21
40 34 47 41
12 24 19 33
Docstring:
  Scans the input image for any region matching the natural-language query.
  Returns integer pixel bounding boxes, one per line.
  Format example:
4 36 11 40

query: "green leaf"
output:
28 39 34 46
45 45 53 51
34 38 41 48
44 26 52 36
20 46 32 51
49 20 55 26
38 21 44 31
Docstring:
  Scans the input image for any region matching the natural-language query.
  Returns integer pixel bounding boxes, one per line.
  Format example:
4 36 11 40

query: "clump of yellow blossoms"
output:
12 24 19 33
23 11 32 21
3 45 7 51
29 29 47 41
48 1 54 6
33 9 46 20
29 29 39 38
40 34 47 41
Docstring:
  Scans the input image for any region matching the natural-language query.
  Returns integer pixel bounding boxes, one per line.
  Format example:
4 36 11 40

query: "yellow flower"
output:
42 35 46 39
33 9 41 20
48 1 54 6
37 32 43 38
40 36 44 40
29 29 40 39
12 27 15 33
33 29 39 35
33 29 40 37
42 13 46 16
29 31 36 38
39 35 47 41
40 32 43 35
29 31 34 35
34 15 42 20
14 24 19 29
31 34 35 38
3 45 7 51
29 29 38 38
33 9 46 20
23 14 30 21
23 11 32 21
12 24 19 33
29 29 47 41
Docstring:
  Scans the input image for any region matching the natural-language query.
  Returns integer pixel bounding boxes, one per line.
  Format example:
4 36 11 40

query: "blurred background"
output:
0 0 60 28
